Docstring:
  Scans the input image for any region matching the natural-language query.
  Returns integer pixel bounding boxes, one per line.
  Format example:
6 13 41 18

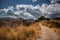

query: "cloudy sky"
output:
0 0 60 20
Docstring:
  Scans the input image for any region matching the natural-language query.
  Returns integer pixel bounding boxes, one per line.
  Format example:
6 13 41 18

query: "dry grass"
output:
41 20 60 29
0 22 41 40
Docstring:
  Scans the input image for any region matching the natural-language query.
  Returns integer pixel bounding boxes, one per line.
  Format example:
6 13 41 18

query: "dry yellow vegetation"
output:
41 20 60 29
0 22 41 40
39 20 60 40
0 19 60 40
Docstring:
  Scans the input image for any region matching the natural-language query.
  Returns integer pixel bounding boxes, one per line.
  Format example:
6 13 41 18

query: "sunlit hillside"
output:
0 18 60 40
39 20 60 40
0 18 41 40
40 20 60 28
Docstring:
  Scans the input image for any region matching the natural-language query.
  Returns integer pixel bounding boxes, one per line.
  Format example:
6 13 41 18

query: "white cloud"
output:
40 3 60 18
16 4 34 10
40 4 48 14
0 6 18 18
31 0 37 3
3 6 14 13
0 3 60 19
15 4 41 20
50 0 60 3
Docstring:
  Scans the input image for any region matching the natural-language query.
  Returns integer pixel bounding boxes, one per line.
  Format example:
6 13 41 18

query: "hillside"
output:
39 20 60 40
0 18 24 27
0 18 60 40
0 18 41 40
40 20 60 28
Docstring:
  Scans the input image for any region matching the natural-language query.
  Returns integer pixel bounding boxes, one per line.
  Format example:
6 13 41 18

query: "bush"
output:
38 16 45 20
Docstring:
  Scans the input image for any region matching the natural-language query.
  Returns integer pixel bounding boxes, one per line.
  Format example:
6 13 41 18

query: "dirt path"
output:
39 23 60 40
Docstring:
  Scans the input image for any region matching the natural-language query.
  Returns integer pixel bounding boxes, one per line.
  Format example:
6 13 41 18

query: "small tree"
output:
46 18 50 20
38 16 45 20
